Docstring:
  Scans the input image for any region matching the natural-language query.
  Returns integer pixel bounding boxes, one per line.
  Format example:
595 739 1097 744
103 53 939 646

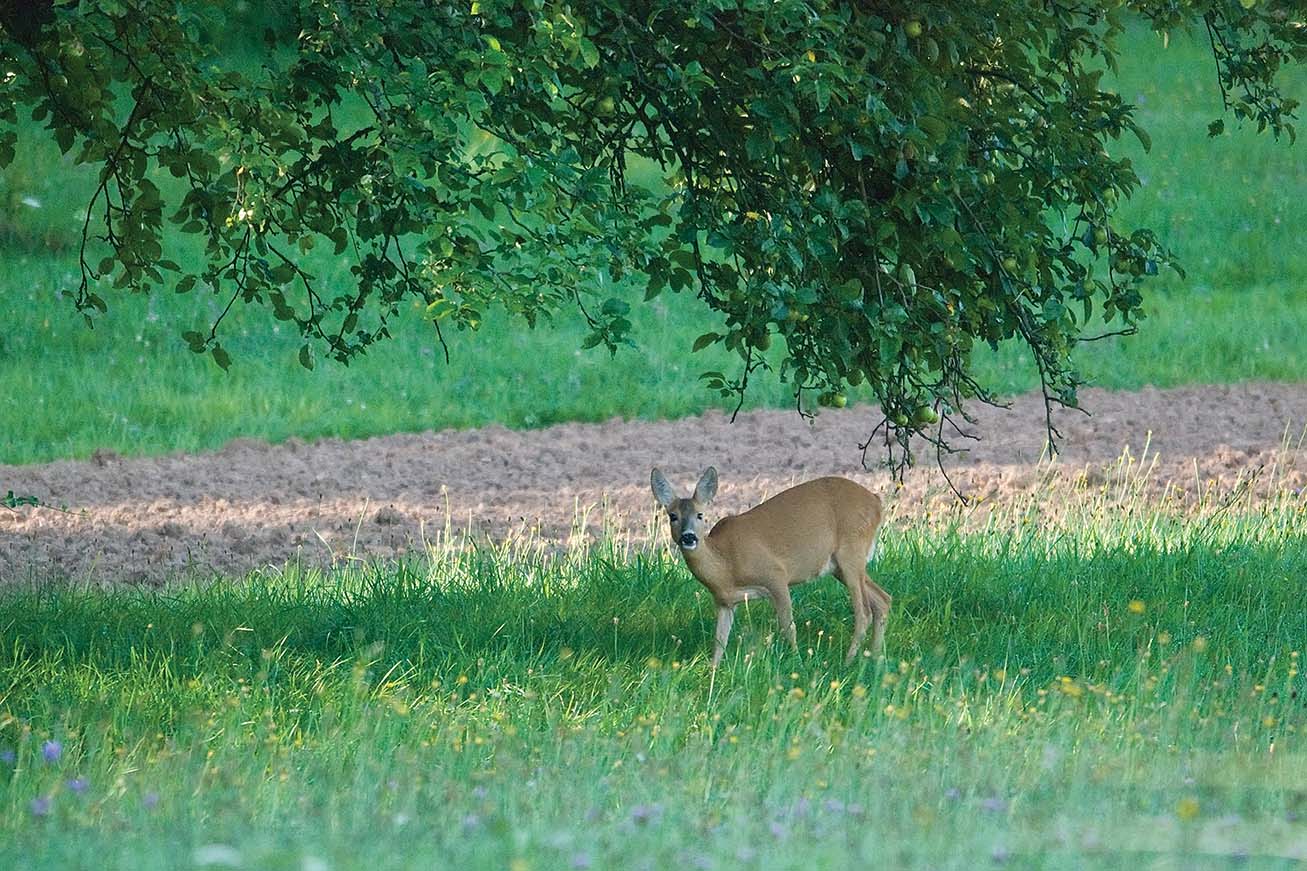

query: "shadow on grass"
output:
2 533 1304 693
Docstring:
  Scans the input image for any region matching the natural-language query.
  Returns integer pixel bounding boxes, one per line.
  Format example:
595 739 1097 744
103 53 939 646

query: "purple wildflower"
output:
31 796 52 817
41 740 62 763
570 852 593 870
67 777 89 794
944 787 961 801
769 820 788 840
0 748 15 765
629 803 663 825
980 796 1009 814
460 813 482 831
143 791 160 810
991 845 1011 864
472 785 489 800
822 798 846 814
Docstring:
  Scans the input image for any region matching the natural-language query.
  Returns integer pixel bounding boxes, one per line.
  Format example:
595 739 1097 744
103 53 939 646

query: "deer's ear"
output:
694 466 718 504
650 468 677 509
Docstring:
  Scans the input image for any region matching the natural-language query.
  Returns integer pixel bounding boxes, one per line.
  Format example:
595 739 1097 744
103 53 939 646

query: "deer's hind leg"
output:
862 576 892 657
834 549 871 664
853 533 891 658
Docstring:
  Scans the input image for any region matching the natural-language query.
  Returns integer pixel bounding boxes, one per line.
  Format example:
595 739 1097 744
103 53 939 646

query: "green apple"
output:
904 20 923 38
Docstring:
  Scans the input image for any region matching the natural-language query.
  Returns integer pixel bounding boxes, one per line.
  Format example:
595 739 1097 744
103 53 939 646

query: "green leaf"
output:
54 124 74 155
670 249 697 269
838 279 863 301
692 332 720 352
600 298 629 317
481 67 505 95
426 299 457 320
1128 120 1152 153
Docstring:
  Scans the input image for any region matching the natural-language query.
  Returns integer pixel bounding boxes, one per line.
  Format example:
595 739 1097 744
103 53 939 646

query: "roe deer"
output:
650 467 890 667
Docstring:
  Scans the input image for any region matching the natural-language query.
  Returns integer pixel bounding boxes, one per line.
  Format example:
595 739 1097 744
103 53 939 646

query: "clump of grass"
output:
2 494 1305 868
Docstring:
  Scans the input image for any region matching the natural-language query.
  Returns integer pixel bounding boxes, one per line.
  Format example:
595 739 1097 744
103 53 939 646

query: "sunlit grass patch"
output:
2 495 1305 868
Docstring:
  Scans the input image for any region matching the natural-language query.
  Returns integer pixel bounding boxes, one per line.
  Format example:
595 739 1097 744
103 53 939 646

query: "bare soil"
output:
3 382 1306 583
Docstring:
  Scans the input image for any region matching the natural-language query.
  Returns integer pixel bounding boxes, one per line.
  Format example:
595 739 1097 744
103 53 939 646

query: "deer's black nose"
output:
679 532 698 548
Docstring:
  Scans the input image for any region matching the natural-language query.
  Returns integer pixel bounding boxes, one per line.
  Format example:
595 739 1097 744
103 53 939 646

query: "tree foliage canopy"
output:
1 0 1303 468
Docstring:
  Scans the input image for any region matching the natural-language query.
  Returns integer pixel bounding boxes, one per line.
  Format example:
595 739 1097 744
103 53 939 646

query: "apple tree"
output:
1 0 1303 471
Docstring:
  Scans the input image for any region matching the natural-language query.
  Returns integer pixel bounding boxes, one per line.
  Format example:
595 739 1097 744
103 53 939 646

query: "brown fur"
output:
651 469 891 667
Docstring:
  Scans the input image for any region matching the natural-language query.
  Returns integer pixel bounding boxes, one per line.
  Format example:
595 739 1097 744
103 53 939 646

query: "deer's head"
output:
650 467 717 552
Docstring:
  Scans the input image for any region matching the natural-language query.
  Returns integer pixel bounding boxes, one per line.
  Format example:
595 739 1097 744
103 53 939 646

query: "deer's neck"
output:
681 535 734 602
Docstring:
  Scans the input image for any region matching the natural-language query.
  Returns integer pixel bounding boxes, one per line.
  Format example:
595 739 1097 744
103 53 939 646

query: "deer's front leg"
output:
771 585 797 651
712 604 736 669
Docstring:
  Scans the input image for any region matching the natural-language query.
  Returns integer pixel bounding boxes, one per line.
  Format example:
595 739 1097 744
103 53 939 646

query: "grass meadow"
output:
0 27 1305 464
4 493 1307 869
3 20 1307 871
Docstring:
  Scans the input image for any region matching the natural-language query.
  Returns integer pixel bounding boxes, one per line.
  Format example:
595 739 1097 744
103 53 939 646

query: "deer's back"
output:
708 477 882 579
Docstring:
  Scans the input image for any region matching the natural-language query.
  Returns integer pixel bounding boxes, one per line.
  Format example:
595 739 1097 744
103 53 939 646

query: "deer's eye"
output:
697 513 704 520
669 513 678 522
